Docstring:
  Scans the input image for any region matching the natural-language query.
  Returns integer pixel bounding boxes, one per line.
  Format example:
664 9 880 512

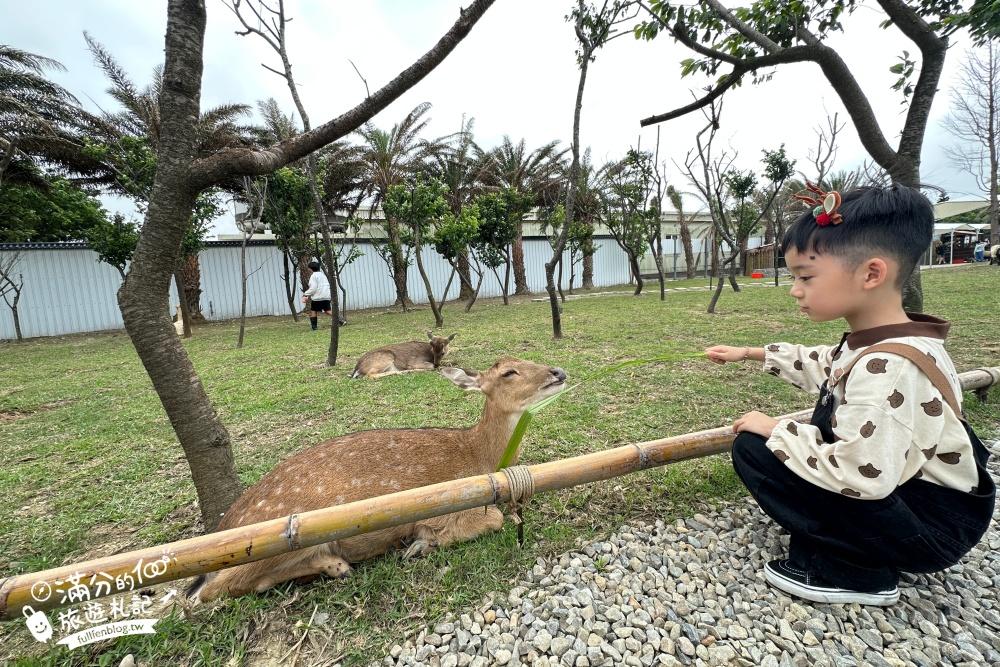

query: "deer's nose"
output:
550 367 567 382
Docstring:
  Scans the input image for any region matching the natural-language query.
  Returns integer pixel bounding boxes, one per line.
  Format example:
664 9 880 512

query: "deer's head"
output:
426 330 457 367
441 357 567 412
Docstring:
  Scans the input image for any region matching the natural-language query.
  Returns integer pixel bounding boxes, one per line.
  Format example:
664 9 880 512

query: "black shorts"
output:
309 299 331 313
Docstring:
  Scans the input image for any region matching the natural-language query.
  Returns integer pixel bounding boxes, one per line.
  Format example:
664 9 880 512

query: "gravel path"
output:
376 441 1000 667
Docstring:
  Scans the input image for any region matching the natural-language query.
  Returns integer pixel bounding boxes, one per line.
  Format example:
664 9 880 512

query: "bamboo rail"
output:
1 366 997 621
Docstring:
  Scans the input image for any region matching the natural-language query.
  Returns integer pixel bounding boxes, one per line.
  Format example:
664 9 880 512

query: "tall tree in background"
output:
260 166 313 320
571 148 603 289
431 201 484 311
0 249 24 341
601 149 656 295
358 102 443 310
226 0 358 366
86 212 140 281
250 98 313 321
319 140 370 320
473 188 529 305
636 0 963 313
666 185 696 279
681 99 794 313
483 135 566 295
428 115 487 300
546 0 637 337
113 0 497 531
0 45 94 189
941 43 999 243
383 175 452 328
82 34 252 323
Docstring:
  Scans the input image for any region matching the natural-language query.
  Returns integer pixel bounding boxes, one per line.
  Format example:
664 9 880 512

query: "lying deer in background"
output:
189 357 566 600
350 330 457 379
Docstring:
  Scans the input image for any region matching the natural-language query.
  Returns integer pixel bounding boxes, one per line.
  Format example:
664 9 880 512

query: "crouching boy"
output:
706 185 995 606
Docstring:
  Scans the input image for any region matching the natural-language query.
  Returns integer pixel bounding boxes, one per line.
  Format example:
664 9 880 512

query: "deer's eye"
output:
501 369 519 378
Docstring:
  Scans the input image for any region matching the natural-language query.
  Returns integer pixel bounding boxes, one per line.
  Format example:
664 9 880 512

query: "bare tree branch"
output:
191 0 498 187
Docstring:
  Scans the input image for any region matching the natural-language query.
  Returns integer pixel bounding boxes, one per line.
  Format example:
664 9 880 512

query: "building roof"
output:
933 200 989 220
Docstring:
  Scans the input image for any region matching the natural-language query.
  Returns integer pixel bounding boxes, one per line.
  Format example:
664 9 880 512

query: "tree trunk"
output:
457 251 474 299
413 225 444 328
238 232 248 348
990 101 999 243
567 252 575 294
387 223 412 310
557 254 565 302
582 240 594 289
629 253 643 295
181 255 204 322
319 228 340 366
10 285 22 342
117 0 242 533
680 220 695 279
654 252 666 301
707 254 736 313
464 271 483 313
546 5 595 339
502 250 511 305
707 270 725 314
512 224 529 295
281 252 299 321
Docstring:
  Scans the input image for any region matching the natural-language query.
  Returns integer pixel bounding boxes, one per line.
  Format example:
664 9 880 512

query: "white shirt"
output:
304 271 331 300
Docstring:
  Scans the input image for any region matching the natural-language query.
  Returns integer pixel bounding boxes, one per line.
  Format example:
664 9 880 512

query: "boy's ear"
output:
860 257 891 290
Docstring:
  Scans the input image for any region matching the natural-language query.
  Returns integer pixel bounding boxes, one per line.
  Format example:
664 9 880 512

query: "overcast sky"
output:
3 1 986 235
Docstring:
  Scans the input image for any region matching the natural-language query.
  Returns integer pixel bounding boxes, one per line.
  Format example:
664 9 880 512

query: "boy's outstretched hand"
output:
705 345 753 364
733 411 779 437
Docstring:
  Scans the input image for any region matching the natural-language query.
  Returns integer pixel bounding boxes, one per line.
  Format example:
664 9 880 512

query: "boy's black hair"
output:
780 185 933 287
308 260 321 271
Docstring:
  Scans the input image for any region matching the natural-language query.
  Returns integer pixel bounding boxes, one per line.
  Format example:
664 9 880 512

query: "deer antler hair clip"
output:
793 182 843 226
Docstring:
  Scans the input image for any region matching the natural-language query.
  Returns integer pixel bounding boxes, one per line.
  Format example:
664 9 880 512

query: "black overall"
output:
731 339 996 593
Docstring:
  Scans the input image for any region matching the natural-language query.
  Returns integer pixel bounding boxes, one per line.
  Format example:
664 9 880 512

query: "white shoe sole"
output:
765 565 900 606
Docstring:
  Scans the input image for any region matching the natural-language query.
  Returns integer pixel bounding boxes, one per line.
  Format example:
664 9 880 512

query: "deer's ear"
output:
427 330 434 340
447 333 457 342
441 367 482 392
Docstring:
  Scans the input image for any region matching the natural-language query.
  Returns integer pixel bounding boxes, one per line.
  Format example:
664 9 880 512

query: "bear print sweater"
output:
762 314 980 500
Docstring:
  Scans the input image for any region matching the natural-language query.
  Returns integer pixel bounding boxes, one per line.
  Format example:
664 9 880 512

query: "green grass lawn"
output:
1 265 998 665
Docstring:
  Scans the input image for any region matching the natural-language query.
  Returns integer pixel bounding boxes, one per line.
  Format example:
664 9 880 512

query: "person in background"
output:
934 239 947 265
974 239 986 262
301 260 342 330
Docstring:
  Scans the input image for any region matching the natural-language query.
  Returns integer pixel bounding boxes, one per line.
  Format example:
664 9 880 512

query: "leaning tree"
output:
636 0 968 312
116 0 498 531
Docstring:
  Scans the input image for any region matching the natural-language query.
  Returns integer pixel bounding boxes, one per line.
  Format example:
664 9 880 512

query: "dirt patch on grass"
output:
0 399 76 424
0 408 31 424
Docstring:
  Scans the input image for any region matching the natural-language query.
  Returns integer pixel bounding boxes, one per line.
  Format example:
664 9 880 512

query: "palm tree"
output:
481 136 567 294
0 45 94 189
84 34 254 322
426 115 489 299
319 139 370 315
357 102 443 309
568 148 602 289
253 97 299 146
84 33 255 196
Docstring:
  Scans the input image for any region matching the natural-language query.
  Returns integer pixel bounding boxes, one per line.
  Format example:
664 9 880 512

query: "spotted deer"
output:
189 357 567 600
350 330 457 379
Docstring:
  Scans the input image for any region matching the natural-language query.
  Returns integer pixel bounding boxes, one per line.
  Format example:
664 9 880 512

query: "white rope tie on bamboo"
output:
502 465 536 525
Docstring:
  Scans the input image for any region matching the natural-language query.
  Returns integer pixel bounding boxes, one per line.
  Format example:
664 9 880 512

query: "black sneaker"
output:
764 559 899 606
